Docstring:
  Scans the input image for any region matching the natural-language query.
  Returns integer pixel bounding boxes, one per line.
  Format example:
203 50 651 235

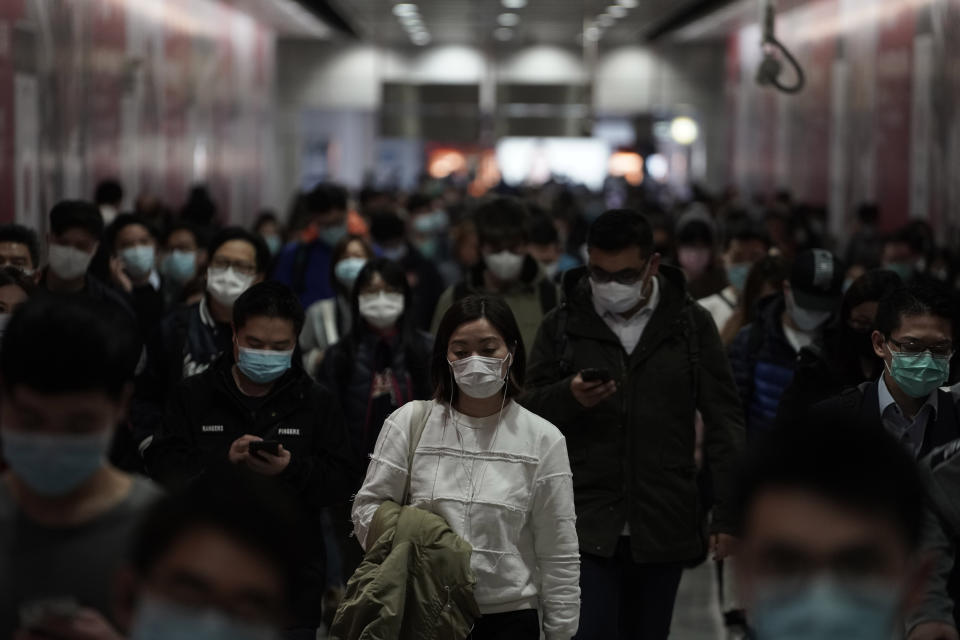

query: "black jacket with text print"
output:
145 356 360 512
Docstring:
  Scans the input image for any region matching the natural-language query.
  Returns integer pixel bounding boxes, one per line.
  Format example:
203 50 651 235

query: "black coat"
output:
521 265 745 563
813 380 960 459
145 358 359 511
317 330 434 466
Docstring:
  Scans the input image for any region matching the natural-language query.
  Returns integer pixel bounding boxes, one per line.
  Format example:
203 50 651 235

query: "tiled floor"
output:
670 562 727 639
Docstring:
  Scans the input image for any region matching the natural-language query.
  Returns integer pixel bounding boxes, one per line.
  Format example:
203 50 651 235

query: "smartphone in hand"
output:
249 440 281 458
580 368 613 384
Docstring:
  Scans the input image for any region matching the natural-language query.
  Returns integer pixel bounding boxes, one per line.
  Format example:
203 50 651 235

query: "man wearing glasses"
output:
816 279 958 459
524 209 745 640
132 228 270 458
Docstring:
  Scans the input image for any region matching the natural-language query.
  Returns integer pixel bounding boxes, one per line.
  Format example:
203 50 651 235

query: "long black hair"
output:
332 258 430 395
431 295 525 403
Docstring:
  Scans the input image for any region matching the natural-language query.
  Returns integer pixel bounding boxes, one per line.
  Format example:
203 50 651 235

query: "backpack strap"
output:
538 279 559 315
402 400 433 505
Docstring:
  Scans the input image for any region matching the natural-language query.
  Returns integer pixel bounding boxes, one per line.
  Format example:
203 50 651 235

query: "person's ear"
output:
253 273 265 285
872 330 888 360
648 252 661 277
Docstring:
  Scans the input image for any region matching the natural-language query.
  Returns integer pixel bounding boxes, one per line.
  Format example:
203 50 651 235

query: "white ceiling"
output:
225 0 333 37
327 0 710 48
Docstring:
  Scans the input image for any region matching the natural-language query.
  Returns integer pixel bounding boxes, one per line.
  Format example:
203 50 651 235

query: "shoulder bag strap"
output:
402 400 433 505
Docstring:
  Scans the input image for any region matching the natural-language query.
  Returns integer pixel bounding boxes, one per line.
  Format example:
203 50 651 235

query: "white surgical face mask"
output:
206 267 254 307
785 288 832 333
590 262 651 315
358 291 404 330
449 354 511 399
48 244 94 280
485 251 525 282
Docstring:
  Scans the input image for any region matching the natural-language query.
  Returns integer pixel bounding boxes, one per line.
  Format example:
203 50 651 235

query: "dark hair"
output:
303 183 348 215
0 266 35 296
842 269 903 325
529 214 560 246
49 200 104 239
1 296 140 398
431 295 525 403
369 210 407 244
723 216 770 251
130 466 305 603
736 418 924 550
253 211 279 234
180 185 218 228
332 258 431 394
330 234 375 298
875 279 955 338
0 224 41 266
94 179 124 206
587 209 654 256
162 220 206 248
857 202 879 225
105 214 158 254
233 281 305 336
406 193 433 213
474 198 531 247
208 227 271 275
677 219 715 247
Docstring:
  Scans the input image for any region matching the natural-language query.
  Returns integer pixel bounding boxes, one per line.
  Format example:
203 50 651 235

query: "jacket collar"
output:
564 264 689 347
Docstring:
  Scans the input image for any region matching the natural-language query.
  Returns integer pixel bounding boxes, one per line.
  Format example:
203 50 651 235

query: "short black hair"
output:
842 269 903 324
94 179 124 206
49 200 104 239
529 214 560 246
474 198 530 247
723 216 770 251
106 214 158 254
1 296 140 399
130 466 306 605
208 227 271 275
162 220 206 248
233 281 305 336
736 417 924 550
368 210 407 244
406 193 433 213
0 266 35 296
587 209 654 256
875 279 954 338
677 219 715 247
253 211 279 234
432 295 525 403
0 224 41 266
303 183 348 215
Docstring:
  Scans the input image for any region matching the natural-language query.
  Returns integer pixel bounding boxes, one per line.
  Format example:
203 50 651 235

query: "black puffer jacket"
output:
318 331 434 466
522 265 745 564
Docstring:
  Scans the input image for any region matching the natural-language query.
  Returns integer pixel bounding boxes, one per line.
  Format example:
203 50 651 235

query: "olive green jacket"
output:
329 500 481 640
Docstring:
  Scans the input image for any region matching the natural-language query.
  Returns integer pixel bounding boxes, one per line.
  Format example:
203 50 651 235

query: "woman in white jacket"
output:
352 294 580 639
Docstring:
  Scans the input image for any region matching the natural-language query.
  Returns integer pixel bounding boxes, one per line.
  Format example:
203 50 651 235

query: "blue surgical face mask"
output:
751 578 900 640
263 235 282 256
885 344 951 398
130 594 278 640
380 244 409 262
319 225 347 248
1 428 112 496
161 250 197 284
237 346 293 384
121 245 156 280
726 262 751 292
334 257 367 290
415 237 439 260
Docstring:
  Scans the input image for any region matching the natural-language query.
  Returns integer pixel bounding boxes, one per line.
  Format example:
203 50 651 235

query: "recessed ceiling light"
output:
598 14 615 27
584 27 601 41
618 0 638 7
400 14 421 26
494 27 514 41
501 0 527 8
411 32 431 45
498 12 520 27
608 5 627 18
392 3 418 17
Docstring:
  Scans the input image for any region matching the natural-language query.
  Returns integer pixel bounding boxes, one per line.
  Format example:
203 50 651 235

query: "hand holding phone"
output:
580 368 613 384
248 440 281 458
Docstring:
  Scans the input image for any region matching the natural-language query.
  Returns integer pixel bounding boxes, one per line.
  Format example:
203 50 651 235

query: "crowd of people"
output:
1 175 959 640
